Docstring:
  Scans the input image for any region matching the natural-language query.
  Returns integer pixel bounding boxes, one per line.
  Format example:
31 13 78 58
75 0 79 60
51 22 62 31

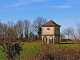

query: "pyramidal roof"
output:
42 20 61 27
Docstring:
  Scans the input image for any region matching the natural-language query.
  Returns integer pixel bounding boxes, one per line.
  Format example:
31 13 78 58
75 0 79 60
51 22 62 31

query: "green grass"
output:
20 42 42 58
60 41 74 44
0 41 80 60
49 44 79 51
20 42 80 58
0 46 6 60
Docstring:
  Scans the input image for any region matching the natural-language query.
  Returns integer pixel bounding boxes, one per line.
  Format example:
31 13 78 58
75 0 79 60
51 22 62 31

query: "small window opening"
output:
57 28 58 30
47 28 50 30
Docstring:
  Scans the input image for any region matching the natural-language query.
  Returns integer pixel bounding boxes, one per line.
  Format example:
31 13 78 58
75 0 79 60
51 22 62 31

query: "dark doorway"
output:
43 36 47 44
49 36 53 44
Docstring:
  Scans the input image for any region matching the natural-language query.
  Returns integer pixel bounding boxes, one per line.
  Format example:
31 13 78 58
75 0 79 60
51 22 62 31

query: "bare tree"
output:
60 33 66 40
62 26 80 40
76 22 80 40
63 27 72 39
24 20 30 39
7 21 14 28
33 17 47 39
0 22 22 60
29 31 34 41
14 20 24 38
67 27 77 40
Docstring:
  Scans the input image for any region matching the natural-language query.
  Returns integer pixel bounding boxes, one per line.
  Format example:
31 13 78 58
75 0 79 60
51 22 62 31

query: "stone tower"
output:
41 20 61 44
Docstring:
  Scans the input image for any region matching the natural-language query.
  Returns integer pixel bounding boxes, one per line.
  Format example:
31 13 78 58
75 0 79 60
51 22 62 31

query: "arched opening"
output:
43 36 47 44
49 36 53 44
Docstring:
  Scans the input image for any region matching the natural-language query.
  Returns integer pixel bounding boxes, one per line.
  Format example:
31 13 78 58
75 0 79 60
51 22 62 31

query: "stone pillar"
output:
53 36 54 44
42 36 43 44
47 36 49 44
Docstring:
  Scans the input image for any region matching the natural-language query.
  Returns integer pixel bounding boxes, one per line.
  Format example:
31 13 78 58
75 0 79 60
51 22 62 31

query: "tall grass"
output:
0 41 80 60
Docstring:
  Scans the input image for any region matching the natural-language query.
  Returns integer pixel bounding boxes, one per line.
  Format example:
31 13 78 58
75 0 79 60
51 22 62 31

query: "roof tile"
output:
42 20 61 27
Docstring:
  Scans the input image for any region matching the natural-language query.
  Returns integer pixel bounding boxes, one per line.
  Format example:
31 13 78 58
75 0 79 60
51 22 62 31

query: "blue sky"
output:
0 0 80 31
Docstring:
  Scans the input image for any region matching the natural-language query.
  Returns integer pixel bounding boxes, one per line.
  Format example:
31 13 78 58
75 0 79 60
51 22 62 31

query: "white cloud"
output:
45 5 72 9
54 6 72 9
6 0 45 8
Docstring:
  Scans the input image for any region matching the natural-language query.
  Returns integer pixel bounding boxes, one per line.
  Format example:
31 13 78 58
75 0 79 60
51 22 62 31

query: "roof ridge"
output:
42 20 61 27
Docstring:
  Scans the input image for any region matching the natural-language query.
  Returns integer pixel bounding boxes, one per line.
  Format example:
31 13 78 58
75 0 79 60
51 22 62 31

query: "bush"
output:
21 44 80 60
33 45 80 60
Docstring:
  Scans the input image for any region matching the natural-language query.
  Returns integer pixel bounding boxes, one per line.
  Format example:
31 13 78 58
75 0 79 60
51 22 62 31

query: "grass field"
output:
20 42 42 58
0 46 6 60
0 41 80 60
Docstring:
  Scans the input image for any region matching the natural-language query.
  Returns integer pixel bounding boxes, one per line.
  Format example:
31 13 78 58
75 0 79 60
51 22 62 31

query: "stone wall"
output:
41 26 60 44
42 27 55 35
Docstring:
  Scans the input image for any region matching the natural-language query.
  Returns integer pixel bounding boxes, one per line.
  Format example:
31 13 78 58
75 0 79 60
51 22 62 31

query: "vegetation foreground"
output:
0 41 80 60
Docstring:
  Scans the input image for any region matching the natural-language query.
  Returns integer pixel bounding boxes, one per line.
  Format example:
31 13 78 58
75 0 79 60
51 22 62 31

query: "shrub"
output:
33 45 80 60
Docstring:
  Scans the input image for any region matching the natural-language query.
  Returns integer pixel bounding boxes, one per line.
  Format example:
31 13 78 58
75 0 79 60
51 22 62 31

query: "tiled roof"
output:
42 20 61 27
